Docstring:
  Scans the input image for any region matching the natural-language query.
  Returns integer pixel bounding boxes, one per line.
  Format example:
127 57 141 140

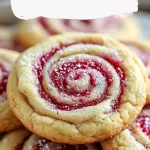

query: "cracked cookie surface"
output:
7 33 147 144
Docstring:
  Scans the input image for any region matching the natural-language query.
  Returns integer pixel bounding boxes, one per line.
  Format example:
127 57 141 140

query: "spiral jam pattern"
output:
0 59 9 102
10 34 147 144
37 17 57 35
37 16 121 34
136 116 150 138
62 17 121 32
129 105 150 149
33 42 125 111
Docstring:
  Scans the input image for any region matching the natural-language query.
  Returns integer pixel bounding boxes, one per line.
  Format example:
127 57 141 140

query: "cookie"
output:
16 16 139 48
0 128 31 150
8 33 147 144
101 105 150 150
0 48 22 132
120 40 150 104
0 26 23 52
0 128 101 150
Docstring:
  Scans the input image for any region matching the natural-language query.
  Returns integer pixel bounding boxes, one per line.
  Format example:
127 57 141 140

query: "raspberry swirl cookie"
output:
8 33 147 144
0 48 22 132
16 16 139 48
0 128 101 150
121 40 150 104
0 26 23 51
101 105 150 150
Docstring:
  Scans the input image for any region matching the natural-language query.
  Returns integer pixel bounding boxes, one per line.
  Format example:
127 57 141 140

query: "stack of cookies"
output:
15 16 140 48
0 32 149 149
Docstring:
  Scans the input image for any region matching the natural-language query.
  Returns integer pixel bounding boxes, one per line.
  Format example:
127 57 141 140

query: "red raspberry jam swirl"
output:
136 116 150 139
135 105 150 139
0 62 9 101
128 105 150 149
33 42 125 111
38 16 121 34
37 17 58 35
62 16 121 32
